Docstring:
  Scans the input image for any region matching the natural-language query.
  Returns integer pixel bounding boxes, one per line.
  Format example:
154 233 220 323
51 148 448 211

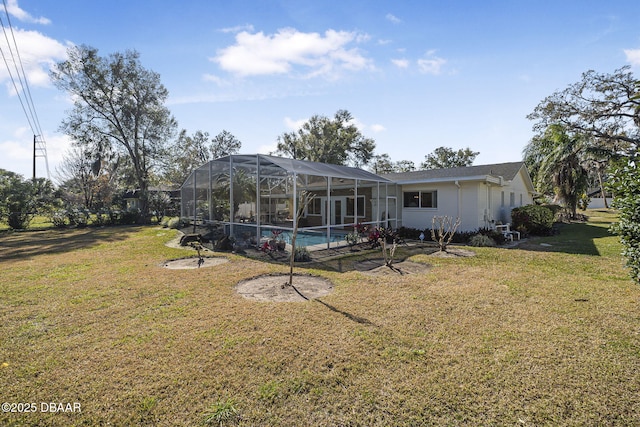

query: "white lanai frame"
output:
180 154 398 249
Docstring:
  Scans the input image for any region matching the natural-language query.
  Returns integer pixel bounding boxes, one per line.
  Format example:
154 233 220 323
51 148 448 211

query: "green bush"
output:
469 234 496 247
511 205 554 236
67 208 89 228
608 157 640 284
92 211 109 227
542 204 564 218
50 210 67 228
167 217 181 229
294 246 311 262
120 208 141 225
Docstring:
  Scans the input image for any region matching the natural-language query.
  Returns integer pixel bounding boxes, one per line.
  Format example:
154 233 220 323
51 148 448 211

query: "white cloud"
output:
284 117 307 131
258 142 279 155
0 139 32 161
386 13 402 24
417 50 446 75
371 124 386 133
624 48 640 66
219 24 255 34
212 28 373 79
202 73 230 87
5 0 50 24
391 58 409 69
0 28 69 94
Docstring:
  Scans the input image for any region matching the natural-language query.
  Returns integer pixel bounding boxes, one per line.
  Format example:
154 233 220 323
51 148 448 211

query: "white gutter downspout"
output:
454 180 461 220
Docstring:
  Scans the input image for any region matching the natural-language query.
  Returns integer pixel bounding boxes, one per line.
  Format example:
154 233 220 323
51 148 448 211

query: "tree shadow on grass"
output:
518 222 613 256
314 299 375 325
0 226 141 261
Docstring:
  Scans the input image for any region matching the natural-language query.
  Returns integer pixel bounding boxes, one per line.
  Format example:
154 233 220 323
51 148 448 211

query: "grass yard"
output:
1 210 639 426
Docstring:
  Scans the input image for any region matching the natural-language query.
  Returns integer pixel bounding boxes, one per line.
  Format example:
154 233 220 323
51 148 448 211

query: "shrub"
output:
92 211 109 227
476 227 508 245
160 216 171 228
50 210 67 228
511 205 554 235
469 234 496 247
542 204 564 218
67 208 89 228
608 156 640 284
120 208 141 225
345 232 359 247
294 246 311 262
167 217 181 229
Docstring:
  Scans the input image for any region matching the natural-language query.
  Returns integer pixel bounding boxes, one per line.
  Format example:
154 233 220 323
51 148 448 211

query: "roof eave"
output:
393 175 501 185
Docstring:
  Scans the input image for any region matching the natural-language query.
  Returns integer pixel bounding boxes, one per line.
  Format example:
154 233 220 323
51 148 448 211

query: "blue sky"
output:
2 0 640 181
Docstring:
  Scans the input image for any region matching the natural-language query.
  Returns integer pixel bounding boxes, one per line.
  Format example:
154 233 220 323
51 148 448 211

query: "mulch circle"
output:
235 274 334 302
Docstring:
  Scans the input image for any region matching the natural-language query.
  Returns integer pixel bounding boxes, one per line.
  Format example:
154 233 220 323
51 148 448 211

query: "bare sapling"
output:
285 190 315 297
189 241 205 267
431 216 461 252
378 227 401 269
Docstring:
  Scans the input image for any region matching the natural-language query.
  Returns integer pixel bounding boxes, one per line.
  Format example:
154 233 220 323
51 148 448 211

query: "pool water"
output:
261 230 347 247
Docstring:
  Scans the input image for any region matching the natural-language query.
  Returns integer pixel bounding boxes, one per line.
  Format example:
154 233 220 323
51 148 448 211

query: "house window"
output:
403 192 420 207
346 196 365 217
308 197 322 216
403 191 437 208
510 192 515 207
420 191 438 208
501 191 505 207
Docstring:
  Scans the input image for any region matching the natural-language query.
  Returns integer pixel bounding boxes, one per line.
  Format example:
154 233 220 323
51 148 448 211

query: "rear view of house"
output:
383 162 535 232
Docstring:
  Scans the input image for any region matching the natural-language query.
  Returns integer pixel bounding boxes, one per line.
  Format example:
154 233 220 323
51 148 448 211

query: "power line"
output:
0 0 50 179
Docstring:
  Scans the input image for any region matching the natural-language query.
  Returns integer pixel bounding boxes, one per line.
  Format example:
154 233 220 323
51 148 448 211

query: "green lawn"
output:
0 210 638 426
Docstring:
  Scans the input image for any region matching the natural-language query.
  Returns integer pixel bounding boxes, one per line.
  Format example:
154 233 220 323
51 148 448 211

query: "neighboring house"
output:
383 162 535 232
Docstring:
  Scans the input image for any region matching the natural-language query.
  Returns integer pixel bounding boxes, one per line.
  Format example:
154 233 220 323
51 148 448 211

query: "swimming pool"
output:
261 229 348 248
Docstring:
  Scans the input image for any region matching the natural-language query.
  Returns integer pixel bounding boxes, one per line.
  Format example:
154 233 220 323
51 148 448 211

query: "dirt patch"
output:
355 258 431 275
428 248 476 258
162 257 228 269
235 274 334 302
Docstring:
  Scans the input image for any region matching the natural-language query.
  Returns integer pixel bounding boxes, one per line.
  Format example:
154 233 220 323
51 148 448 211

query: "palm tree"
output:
535 125 589 218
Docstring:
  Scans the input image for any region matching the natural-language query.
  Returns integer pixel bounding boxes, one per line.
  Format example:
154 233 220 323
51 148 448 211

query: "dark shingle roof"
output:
382 162 526 183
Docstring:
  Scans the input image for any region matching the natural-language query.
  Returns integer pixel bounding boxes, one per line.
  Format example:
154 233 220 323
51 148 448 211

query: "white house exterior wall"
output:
490 169 534 225
399 181 485 232
397 168 534 232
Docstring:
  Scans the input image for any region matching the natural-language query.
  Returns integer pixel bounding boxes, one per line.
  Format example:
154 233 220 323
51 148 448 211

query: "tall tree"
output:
0 170 60 229
56 147 115 210
532 125 589 218
50 45 177 220
163 129 242 187
275 109 375 167
528 67 640 283
528 66 638 156
370 154 394 174
164 130 213 187
210 130 242 159
395 160 416 173
420 146 479 170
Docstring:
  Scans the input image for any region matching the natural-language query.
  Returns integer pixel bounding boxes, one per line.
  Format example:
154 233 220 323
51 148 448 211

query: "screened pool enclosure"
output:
180 154 398 249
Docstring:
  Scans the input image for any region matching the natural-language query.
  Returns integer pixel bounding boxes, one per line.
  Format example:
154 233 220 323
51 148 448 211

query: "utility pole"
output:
33 134 36 180
32 134 51 180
